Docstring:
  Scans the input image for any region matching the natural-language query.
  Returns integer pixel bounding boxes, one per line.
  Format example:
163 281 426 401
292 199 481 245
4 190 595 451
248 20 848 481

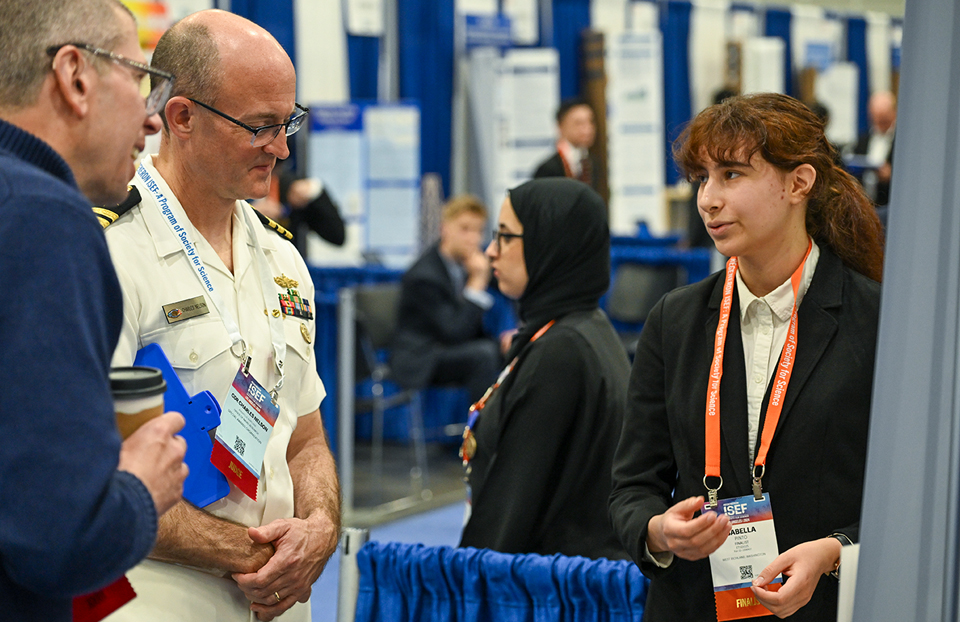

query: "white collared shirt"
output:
557 138 586 177
736 239 820 467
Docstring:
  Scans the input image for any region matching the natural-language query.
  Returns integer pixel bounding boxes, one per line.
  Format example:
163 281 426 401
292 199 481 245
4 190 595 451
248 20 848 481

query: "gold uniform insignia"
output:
93 185 142 228
274 274 299 289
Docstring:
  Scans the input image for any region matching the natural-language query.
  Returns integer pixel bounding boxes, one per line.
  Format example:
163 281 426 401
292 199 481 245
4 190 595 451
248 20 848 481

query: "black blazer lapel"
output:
756 248 843 463
705 276 752 494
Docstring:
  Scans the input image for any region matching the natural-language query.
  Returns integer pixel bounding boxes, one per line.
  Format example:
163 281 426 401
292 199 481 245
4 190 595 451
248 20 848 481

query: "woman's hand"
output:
646 496 731 561
751 537 842 618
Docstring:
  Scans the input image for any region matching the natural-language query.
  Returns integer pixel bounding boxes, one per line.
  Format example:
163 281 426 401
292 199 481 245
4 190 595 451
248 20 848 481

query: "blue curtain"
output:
551 0 591 99
398 0 456 197
355 541 649 621
661 1 692 186
846 16 870 137
227 0 297 67
764 8 794 97
349 36 381 101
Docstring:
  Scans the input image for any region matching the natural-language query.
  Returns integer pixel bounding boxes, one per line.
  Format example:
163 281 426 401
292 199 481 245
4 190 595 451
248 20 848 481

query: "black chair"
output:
352 283 430 501
606 263 682 357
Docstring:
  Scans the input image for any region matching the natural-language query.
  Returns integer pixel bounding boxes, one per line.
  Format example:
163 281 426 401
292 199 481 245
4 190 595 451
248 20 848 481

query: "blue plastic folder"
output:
134 343 230 507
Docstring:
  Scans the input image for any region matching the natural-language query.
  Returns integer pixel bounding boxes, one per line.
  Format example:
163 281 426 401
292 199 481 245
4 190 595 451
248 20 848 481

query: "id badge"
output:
706 493 782 621
210 366 279 500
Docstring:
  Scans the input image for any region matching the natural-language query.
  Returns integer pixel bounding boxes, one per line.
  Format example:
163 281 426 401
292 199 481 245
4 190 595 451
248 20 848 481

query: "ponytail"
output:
806 154 884 282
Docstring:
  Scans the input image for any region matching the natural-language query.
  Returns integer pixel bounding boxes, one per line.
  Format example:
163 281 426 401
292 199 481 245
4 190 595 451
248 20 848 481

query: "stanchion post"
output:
336 527 370 622
338 287 356 516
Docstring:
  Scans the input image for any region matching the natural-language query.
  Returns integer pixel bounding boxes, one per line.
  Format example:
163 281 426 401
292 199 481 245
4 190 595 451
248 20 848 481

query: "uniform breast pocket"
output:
140 317 233 372
282 318 314 367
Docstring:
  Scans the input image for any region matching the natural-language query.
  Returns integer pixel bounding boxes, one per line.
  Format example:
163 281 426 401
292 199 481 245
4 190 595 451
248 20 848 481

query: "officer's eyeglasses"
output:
187 98 309 147
492 229 523 252
47 43 175 116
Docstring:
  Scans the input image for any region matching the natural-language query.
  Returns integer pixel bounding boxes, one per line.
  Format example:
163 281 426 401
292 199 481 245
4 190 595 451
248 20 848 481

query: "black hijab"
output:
506 178 610 359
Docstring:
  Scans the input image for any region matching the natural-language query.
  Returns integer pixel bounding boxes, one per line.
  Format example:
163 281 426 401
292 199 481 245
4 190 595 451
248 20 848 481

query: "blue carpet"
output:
311 502 465 622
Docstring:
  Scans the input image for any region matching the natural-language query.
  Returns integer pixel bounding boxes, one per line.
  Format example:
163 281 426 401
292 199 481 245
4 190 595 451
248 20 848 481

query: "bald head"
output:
151 9 294 124
868 91 896 134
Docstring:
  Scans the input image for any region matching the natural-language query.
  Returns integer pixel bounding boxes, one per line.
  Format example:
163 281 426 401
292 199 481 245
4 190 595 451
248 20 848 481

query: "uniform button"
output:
761 325 770 335
753 373 763 384
189 351 199 363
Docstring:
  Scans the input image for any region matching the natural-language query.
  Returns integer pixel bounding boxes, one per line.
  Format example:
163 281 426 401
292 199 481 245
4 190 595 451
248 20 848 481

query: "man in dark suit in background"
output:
392 195 501 402
850 90 896 207
533 98 600 192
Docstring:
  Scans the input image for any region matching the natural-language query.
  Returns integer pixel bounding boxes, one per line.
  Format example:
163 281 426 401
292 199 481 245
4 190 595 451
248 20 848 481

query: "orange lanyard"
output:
703 241 812 507
460 320 556 470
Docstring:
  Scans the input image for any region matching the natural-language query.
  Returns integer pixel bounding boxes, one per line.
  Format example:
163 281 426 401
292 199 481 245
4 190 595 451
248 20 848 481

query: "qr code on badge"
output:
234 436 246 456
739 565 754 580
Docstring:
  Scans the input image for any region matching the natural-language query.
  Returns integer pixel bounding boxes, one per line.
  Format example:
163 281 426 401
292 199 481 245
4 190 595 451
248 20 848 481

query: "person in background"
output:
102 10 339 622
0 1 188 619
850 90 896 207
532 98 600 192
459 178 629 560
610 93 884 621
392 195 501 403
254 159 347 257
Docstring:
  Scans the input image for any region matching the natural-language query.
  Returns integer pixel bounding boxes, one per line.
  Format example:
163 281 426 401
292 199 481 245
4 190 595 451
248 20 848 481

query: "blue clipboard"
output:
134 343 230 507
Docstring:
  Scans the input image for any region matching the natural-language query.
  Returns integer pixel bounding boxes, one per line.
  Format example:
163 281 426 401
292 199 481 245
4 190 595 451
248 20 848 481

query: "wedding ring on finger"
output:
274 591 281 603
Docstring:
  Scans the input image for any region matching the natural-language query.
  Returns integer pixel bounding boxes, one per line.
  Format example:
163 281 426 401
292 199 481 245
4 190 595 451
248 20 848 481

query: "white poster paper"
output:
866 11 892 94
689 0 730 114
502 0 539 45
741 37 785 95
816 62 859 147
592 0 628 36
606 31 665 234
346 0 384 36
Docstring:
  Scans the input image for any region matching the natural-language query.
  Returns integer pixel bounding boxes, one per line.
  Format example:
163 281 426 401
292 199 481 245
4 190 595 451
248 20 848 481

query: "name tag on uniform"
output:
210 366 279 500
162 295 209 323
706 493 782 620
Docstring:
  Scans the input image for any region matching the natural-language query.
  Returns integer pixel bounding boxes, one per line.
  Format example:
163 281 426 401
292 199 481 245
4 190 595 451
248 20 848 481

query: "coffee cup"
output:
110 366 167 439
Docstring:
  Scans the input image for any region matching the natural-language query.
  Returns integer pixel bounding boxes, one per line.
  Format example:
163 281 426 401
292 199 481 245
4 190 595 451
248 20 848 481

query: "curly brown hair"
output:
674 93 884 282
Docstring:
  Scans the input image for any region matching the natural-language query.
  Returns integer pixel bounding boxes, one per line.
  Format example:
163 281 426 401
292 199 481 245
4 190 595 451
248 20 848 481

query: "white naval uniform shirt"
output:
104 156 324 622
644 239 820 570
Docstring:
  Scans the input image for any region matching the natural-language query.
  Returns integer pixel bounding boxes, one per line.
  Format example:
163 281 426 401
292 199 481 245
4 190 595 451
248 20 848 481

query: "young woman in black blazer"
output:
459 178 629 560
610 93 885 621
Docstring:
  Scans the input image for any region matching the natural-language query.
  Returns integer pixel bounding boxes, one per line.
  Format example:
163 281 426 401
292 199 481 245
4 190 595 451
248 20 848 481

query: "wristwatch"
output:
827 532 853 579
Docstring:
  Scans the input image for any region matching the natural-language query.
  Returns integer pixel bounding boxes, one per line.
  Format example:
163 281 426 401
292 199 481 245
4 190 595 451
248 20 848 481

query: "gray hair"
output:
150 19 222 128
0 0 134 109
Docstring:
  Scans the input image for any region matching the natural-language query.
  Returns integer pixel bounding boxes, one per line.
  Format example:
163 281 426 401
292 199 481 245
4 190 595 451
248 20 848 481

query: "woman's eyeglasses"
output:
492 230 523 251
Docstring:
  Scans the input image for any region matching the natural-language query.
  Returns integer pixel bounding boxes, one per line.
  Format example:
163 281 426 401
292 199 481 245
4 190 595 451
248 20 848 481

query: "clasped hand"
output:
232 515 338 621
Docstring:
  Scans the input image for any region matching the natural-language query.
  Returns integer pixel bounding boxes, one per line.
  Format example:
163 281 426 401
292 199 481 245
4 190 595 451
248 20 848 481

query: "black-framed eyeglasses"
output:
492 229 523 251
46 43 175 116
188 98 309 147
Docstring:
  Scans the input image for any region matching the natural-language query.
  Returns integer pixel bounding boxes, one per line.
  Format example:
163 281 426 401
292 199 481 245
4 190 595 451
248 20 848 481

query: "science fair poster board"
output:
307 102 421 268
606 31 666 235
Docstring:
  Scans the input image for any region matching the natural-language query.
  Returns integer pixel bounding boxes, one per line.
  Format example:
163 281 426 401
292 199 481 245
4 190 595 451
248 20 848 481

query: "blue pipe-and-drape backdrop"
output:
355 541 650 622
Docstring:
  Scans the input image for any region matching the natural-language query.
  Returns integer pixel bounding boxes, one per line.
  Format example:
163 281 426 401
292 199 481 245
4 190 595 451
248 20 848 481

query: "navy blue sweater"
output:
0 119 157 620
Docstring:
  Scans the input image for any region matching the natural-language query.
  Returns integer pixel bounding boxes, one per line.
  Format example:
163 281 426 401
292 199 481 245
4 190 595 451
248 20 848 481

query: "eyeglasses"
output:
491 229 523 251
47 43 175 116
188 98 309 147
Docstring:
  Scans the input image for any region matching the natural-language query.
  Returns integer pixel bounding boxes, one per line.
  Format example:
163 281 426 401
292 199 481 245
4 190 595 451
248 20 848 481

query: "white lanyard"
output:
136 163 287 396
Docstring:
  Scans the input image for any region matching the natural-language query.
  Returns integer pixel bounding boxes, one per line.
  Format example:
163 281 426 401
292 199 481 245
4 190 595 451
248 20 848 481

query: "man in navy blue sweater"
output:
0 1 188 619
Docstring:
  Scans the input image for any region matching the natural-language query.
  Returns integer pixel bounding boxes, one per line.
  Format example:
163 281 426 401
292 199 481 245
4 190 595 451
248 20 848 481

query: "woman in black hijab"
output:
458 178 629 560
